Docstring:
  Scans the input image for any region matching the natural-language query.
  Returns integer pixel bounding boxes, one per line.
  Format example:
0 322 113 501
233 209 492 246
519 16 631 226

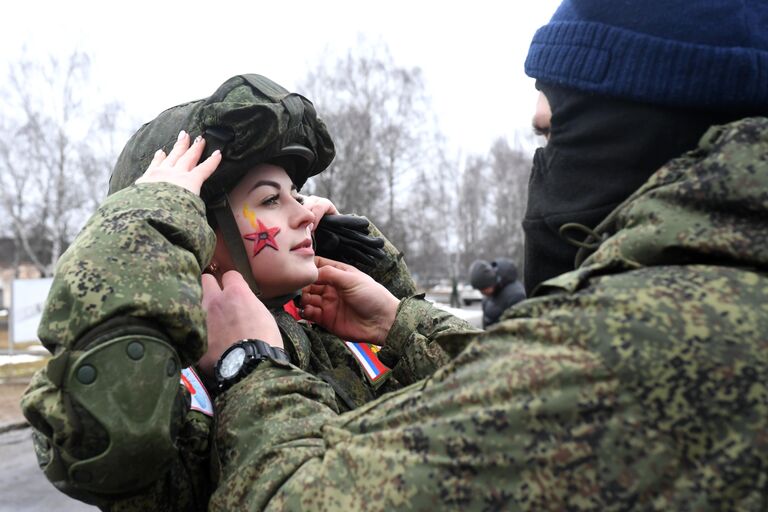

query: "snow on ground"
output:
429 301 483 329
0 342 47 365
0 354 44 366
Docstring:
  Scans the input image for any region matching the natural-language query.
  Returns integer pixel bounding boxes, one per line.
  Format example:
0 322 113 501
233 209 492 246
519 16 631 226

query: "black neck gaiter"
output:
522 82 746 294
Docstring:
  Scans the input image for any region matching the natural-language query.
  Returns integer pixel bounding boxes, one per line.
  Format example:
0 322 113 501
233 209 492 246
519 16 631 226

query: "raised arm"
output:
301 256 481 385
21 133 221 508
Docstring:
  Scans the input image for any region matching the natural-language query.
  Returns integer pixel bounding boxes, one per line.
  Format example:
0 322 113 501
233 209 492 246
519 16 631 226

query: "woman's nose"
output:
292 201 316 228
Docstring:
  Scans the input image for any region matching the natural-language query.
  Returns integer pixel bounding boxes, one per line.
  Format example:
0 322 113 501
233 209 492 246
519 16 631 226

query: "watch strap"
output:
216 339 290 391
248 339 290 363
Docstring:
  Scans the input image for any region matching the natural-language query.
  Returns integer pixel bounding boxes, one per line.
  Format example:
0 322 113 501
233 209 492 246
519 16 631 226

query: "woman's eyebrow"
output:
248 180 281 194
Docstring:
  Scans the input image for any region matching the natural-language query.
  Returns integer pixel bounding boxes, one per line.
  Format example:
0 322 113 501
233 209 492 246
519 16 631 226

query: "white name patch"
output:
180 367 214 417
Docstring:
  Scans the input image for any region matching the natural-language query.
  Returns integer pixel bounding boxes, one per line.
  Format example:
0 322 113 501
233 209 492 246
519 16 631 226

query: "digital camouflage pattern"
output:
20 181 474 510
209 118 768 511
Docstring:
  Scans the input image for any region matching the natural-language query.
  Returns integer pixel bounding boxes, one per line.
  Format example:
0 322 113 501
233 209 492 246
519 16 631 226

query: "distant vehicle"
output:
424 284 453 305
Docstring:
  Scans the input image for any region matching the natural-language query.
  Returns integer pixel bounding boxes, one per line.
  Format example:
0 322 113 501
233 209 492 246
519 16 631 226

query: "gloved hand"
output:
314 215 386 271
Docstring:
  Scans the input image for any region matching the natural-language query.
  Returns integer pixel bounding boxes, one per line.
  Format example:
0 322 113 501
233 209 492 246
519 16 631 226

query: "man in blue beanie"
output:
159 2 768 510
522 0 768 293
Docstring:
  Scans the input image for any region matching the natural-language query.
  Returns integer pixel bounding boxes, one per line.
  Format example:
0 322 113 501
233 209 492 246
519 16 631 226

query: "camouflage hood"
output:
542 117 768 293
109 74 335 203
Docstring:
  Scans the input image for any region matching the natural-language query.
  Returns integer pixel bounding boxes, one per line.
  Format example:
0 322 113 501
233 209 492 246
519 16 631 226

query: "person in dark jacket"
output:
468 258 526 328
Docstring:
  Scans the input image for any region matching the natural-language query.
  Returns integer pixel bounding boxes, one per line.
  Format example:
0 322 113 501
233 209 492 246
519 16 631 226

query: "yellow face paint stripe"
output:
242 204 259 229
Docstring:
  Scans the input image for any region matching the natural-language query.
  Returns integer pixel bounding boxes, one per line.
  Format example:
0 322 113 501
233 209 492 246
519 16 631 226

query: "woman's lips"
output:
290 238 314 255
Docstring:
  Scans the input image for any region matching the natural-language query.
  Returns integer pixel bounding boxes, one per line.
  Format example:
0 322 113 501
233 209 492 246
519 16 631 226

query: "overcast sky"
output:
2 0 561 156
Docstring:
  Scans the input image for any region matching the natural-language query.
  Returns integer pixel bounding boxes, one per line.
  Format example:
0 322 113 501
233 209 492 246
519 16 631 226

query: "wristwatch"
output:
215 339 290 391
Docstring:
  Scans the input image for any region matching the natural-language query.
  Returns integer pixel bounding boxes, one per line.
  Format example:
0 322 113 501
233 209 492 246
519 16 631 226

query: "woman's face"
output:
219 163 317 298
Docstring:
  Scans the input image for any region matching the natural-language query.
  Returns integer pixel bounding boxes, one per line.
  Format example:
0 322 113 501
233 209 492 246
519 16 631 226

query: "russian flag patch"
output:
344 342 390 383
180 367 214 417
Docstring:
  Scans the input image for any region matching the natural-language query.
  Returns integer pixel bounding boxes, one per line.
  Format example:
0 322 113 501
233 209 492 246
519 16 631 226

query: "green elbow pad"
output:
44 333 184 495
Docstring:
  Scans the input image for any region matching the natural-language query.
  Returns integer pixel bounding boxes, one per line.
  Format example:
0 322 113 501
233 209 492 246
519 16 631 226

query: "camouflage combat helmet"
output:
109 74 336 298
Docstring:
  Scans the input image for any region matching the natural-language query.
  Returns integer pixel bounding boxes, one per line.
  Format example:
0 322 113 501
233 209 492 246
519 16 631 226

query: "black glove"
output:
314 215 386 270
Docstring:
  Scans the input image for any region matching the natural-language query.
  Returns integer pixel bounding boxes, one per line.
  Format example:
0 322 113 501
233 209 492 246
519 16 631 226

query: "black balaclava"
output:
522 81 748 295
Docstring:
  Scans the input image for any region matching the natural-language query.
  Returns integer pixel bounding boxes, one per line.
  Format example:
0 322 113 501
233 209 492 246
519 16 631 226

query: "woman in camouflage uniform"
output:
20 74 477 510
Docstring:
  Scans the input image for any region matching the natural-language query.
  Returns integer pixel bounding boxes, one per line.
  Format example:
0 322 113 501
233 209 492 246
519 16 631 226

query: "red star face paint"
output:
244 220 280 256
242 205 280 256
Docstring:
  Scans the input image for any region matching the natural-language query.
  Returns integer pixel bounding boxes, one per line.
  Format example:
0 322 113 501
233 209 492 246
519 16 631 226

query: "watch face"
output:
220 347 246 379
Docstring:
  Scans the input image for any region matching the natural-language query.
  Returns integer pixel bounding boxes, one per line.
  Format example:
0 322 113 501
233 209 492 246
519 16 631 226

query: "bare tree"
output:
297 39 535 289
79 100 126 212
0 51 123 276
452 134 533 277
457 155 492 271
300 39 433 248
401 134 460 286
487 136 531 265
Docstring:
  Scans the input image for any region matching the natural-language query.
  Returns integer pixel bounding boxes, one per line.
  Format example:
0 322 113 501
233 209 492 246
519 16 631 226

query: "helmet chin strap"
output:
210 197 298 311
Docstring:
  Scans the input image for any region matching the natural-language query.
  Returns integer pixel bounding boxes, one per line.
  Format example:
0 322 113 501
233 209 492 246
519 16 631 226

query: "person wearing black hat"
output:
468 258 526 328
522 5 768 293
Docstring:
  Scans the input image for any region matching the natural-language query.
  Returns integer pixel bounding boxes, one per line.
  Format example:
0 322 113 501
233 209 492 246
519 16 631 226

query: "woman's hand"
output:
135 130 222 196
300 256 399 345
301 195 338 232
198 270 282 378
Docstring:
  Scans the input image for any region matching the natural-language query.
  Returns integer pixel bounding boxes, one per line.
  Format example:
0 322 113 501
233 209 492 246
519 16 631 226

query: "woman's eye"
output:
294 195 305 205
262 195 279 206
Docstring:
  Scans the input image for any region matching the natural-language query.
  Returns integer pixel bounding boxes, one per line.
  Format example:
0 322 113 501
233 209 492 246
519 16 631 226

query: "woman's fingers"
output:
175 135 206 170
164 130 190 167
304 196 338 214
302 196 339 232
193 148 222 181
162 132 221 180
149 149 166 168
136 127 223 195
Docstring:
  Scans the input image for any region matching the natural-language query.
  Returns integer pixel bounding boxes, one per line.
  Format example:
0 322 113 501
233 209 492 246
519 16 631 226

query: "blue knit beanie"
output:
525 0 768 111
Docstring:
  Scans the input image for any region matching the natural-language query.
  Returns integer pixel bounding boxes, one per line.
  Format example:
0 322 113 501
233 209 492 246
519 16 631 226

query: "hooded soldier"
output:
468 258 526 328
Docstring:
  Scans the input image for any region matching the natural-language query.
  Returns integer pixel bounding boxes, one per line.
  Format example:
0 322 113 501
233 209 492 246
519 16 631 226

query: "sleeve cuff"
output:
382 294 434 355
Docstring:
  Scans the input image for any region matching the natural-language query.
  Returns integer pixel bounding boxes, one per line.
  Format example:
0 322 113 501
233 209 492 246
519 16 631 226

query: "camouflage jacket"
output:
209 118 768 511
20 182 477 511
